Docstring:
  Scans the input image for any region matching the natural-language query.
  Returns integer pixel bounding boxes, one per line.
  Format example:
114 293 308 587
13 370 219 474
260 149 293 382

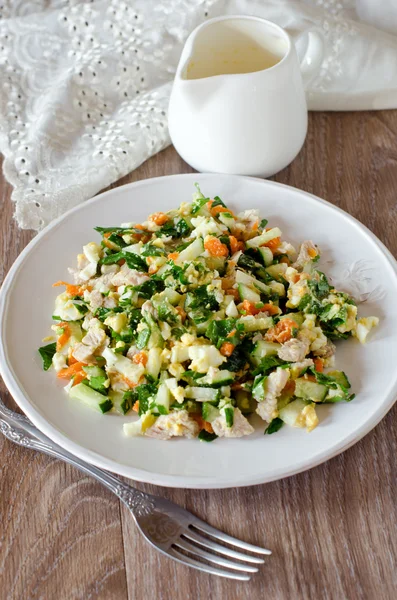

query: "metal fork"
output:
0 398 270 581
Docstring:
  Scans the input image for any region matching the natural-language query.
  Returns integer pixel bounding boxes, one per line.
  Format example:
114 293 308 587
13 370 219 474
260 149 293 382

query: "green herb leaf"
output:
224 407 234 427
38 343 57 371
198 430 218 442
136 327 151 349
100 251 148 272
265 417 284 434
211 195 226 208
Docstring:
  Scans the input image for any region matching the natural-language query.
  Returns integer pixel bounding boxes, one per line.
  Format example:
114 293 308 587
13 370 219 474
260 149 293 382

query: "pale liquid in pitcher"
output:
185 44 281 80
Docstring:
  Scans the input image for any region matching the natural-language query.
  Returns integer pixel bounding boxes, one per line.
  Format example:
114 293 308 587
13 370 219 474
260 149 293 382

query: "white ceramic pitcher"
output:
168 16 324 177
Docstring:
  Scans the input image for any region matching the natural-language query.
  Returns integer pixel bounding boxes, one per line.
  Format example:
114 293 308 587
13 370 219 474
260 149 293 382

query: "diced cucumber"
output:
185 387 220 402
153 289 182 306
238 283 261 304
269 281 286 297
280 312 304 326
123 243 142 254
266 263 288 280
202 402 221 422
235 269 270 293
218 212 235 229
110 390 134 415
252 375 266 402
102 348 145 384
69 383 113 414
279 398 308 427
277 385 295 410
239 315 274 331
258 246 273 266
206 256 226 273
82 365 106 379
198 369 234 388
252 340 280 360
146 347 162 379
295 378 328 403
142 313 164 350
175 237 204 264
327 370 351 389
246 227 282 249
235 390 256 414
154 383 170 413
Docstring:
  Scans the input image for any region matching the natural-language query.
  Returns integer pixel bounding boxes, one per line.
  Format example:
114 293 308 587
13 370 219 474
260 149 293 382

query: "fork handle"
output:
0 404 156 517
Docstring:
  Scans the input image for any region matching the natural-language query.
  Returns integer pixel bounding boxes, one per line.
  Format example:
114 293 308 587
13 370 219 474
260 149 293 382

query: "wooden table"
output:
1 111 397 600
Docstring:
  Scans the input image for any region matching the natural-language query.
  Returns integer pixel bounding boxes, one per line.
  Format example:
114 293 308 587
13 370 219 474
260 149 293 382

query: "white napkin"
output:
1 0 397 231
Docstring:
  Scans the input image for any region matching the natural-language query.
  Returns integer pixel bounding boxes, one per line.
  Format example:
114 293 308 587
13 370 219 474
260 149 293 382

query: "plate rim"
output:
1 173 397 489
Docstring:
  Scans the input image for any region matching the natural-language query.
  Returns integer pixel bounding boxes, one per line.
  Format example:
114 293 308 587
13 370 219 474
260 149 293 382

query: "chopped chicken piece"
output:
71 343 97 365
256 368 290 422
278 338 310 362
212 408 254 438
293 240 318 270
111 263 150 287
313 339 336 358
145 411 199 440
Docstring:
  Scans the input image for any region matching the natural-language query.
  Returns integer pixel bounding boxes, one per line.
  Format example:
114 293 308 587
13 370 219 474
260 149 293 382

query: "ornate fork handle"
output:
0 403 155 518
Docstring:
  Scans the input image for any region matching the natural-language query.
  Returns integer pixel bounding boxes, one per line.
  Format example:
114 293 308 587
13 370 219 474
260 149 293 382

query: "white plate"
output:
1 174 397 489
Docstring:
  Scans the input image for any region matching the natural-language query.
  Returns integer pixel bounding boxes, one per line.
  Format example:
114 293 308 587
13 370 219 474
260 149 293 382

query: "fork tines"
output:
169 521 271 581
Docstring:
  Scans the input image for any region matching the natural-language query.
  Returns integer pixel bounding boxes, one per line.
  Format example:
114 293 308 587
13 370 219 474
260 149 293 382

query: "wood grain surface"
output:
1 111 397 600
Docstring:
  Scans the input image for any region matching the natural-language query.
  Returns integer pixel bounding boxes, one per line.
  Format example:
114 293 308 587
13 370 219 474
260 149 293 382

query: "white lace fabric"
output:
1 0 397 231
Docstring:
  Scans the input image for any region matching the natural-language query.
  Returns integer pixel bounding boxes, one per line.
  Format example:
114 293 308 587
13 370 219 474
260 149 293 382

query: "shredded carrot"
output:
203 421 214 434
204 237 229 257
52 281 86 297
68 347 78 365
251 220 259 231
239 299 262 316
102 231 119 250
132 224 150 243
263 236 281 252
308 247 318 259
220 341 235 357
261 303 280 316
265 318 297 343
149 212 169 226
224 288 240 301
191 414 214 434
58 362 87 380
72 371 87 386
211 205 234 218
133 400 139 413
313 357 324 373
56 322 71 351
132 351 148 366
122 375 137 389
229 235 245 254
284 380 296 394
168 252 179 261
227 329 237 338
221 277 235 290
175 306 186 322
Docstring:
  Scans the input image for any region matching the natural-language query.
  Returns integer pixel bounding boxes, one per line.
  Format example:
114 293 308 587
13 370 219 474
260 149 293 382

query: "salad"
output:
39 186 378 442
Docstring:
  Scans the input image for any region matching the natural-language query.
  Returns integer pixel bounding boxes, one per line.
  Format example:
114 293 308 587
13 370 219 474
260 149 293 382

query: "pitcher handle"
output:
294 30 324 84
